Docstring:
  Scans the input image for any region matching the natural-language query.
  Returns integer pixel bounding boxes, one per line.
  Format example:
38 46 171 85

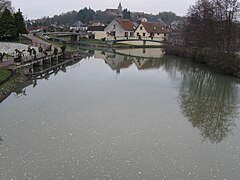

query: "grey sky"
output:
11 0 196 19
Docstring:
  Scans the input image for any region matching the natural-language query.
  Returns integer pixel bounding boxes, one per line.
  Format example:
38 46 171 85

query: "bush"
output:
0 69 12 83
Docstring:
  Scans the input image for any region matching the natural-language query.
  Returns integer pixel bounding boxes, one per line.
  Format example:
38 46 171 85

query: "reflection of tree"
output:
0 136 3 145
160 56 240 143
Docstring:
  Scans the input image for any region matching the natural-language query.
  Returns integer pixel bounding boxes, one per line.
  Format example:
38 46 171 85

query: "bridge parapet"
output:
105 36 166 42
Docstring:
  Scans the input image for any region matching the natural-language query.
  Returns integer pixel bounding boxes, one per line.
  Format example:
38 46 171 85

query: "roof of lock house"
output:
116 19 136 31
140 22 169 33
87 26 107 31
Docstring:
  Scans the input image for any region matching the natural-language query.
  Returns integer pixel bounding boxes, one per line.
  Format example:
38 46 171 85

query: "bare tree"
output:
184 0 240 54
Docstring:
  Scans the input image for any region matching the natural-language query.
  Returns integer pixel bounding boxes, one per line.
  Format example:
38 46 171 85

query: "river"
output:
0 48 240 180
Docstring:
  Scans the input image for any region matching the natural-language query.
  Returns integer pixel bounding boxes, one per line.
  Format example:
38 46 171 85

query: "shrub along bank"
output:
165 46 240 77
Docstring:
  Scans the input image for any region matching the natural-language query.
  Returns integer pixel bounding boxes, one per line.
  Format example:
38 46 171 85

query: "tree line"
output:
29 7 183 29
166 0 240 76
183 0 240 55
0 8 28 40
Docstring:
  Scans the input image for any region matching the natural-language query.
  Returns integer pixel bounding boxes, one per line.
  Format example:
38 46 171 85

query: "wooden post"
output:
143 40 146 46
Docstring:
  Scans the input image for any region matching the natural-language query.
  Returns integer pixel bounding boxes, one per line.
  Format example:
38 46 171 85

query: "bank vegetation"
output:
166 0 240 76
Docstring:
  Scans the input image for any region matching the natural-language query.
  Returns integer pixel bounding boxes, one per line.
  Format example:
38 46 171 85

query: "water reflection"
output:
159 57 240 143
0 52 94 102
94 50 162 74
1 48 240 179
98 52 133 74
0 136 3 145
2 48 240 145
96 50 240 143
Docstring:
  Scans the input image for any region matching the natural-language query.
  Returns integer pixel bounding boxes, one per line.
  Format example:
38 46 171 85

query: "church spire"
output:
118 2 122 11
117 2 123 18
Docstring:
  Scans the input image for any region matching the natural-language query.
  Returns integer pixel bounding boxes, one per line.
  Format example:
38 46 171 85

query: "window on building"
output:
140 26 143 30
158 33 160 35
130 32 134 37
113 25 116 29
137 32 139 36
164 33 166 37
125 32 128 37
143 33 146 37
110 31 116 36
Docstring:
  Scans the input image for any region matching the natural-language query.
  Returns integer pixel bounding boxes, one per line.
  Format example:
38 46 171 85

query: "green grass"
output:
0 36 32 45
0 69 11 82
0 74 25 100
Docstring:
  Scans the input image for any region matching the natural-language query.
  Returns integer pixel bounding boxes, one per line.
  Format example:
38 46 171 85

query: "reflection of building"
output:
116 48 164 58
134 58 161 70
94 50 163 73
94 51 132 74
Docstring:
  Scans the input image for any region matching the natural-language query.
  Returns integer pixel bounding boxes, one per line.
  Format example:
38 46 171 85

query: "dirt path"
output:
22 34 52 48
0 60 14 69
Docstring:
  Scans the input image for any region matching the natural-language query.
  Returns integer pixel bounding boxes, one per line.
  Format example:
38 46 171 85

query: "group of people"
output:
0 44 62 64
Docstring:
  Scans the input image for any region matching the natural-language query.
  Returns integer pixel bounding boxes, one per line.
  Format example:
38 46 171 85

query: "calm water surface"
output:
0 48 240 180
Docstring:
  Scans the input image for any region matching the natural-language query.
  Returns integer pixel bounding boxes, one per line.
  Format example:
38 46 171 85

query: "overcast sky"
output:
11 0 196 19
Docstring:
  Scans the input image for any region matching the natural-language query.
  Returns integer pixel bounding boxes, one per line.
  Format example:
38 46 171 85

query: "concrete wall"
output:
95 31 107 40
116 41 164 46
116 48 164 58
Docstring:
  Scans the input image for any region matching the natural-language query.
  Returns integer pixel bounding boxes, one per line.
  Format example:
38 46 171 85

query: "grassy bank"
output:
165 46 240 77
0 36 32 45
0 69 12 84
0 74 27 103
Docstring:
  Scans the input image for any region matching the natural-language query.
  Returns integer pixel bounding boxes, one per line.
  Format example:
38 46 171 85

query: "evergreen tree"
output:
77 7 95 25
0 8 16 39
123 9 131 19
14 9 28 36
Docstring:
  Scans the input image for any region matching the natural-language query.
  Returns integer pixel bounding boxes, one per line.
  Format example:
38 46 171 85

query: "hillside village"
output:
28 3 181 43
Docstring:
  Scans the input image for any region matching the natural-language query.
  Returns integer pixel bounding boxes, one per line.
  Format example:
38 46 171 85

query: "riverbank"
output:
0 69 12 84
0 73 27 103
0 47 92 103
48 37 164 50
165 45 240 77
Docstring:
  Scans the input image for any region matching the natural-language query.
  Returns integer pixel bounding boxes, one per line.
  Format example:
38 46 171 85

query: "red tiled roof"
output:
116 19 136 31
141 22 169 34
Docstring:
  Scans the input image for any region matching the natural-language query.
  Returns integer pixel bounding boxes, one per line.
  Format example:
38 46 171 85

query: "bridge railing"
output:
105 36 166 42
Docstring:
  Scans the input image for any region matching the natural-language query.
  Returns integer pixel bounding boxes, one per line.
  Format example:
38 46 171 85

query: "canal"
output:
0 48 240 179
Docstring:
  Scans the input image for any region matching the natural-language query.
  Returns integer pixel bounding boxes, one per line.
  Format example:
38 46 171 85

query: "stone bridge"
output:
105 36 167 46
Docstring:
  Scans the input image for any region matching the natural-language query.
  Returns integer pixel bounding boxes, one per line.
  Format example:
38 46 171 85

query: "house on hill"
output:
105 18 136 37
134 22 169 40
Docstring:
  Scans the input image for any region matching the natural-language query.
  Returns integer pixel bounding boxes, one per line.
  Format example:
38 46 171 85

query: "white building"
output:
135 22 169 40
104 18 136 37
87 26 107 40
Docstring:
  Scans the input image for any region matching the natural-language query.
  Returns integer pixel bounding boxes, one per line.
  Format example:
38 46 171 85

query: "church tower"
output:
117 2 123 18
118 2 122 11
